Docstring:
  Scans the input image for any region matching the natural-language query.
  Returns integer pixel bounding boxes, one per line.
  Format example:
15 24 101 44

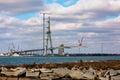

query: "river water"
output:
0 56 120 65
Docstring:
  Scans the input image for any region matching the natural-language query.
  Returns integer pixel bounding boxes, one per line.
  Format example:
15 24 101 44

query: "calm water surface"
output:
0 56 120 65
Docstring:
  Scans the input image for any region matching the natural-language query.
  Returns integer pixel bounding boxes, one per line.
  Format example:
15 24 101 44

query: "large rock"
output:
40 68 52 73
40 72 60 80
26 70 40 77
116 70 120 74
111 75 120 80
68 70 84 79
83 72 96 79
1 67 26 77
83 67 96 79
104 69 118 77
52 68 71 77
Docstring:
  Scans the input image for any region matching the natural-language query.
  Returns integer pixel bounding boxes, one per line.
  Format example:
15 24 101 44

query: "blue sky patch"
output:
14 12 39 20
45 0 78 7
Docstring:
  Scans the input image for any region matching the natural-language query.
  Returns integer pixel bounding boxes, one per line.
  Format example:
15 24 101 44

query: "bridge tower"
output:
44 16 53 55
40 13 47 55
58 44 65 56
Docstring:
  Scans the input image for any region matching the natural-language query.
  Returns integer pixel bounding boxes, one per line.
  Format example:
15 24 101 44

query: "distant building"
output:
58 44 65 55
12 53 20 57
0 53 4 56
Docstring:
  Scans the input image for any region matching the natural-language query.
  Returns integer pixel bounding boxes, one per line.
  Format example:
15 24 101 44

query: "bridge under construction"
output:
8 15 85 56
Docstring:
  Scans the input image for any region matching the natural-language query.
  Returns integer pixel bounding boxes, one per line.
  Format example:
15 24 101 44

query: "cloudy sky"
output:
0 0 120 53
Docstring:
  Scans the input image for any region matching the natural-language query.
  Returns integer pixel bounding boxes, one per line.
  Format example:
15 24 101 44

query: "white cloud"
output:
52 22 82 30
45 3 67 14
0 0 44 15
46 0 120 21
0 0 19 3
25 17 42 26
0 33 12 38
95 16 120 28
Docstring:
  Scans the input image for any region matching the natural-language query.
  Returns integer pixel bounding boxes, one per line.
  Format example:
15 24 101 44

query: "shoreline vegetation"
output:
0 60 120 80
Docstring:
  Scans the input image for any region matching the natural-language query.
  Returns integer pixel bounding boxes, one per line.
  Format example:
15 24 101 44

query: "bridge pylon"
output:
44 16 53 55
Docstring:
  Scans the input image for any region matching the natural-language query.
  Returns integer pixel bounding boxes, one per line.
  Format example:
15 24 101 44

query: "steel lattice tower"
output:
44 16 53 55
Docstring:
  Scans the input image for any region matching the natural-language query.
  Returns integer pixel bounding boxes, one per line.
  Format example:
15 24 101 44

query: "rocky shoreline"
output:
0 60 120 80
